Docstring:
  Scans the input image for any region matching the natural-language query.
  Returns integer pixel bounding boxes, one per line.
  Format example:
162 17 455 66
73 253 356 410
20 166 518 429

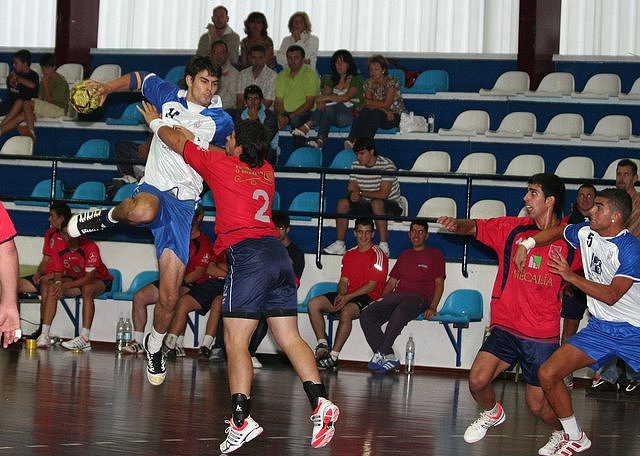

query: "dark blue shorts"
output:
480 327 559 386
322 291 373 312
189 278 225 315
561 290 587 320
223 237 297 319
134 182 196 265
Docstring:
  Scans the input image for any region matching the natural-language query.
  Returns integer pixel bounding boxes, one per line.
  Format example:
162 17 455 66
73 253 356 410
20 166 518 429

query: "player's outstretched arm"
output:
85 71 147 106
437 217 477 236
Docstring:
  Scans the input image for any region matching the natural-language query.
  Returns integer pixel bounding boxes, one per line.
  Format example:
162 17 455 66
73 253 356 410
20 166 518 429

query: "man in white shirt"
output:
196 5 239 64
210 40 239 112
236 44 276 110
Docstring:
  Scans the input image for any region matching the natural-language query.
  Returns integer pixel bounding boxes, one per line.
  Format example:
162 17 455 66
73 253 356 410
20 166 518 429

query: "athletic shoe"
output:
197 346 211 361
306 139 324 149
344 139 354 150
251 356 263 369
310 398 339 448
367 352 385 371
323 240 346 255
539 430 564 456
36 334 50 349
314 342 330 360
379 357 401 373
378 242 390 257
209 347 226 362
61 335 91 351
623 381 639 397
67 209 109 238
175 346 186 357
586 377 618 395
550 432 591 455
121 341 144 354
143 334 166 386
317 355 338 371
463 403 506 443
219 416 263 453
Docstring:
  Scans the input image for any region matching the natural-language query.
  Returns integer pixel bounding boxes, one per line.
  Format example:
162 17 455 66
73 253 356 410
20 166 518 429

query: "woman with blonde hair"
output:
276 11 319 70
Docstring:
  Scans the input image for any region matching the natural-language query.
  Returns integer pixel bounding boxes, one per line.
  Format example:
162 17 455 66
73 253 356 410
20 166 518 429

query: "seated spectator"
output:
292 49 364 150
308 217 388 371
323 137 402 257
236 44 277 110
360 219 445 373
239 12 275 69
36 221 113 351
111 133 152 186
235 85 279 164
0 49 39 137
344 55 405 149
121 207 212 354
196 5 239 65
276 11 319 70
274 45 319 148
210 40 240 113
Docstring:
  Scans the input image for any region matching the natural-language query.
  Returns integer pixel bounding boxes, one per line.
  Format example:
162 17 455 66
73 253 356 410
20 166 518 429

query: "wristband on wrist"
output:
520 237 536 252
149 118 167 134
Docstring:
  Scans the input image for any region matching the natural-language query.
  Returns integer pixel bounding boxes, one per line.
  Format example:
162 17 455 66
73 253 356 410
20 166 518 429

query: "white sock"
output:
330 350 340 360
148 328 165 353
80 328 90 340
317 338 328 347
559 415 581 440
164 333 178 349
486 402 501 416
133 331 143 343
41 324 51 337
202 335 214 349
176 335 184 348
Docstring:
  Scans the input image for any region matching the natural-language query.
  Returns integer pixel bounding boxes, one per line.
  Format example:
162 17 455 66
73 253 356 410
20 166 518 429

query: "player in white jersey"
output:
68 56 233 386
514 188 640 455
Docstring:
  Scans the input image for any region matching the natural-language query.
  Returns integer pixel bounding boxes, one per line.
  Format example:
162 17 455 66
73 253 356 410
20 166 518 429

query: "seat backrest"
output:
128 270 160 294
329 149 356 169
201 190 215 215
439 289 483 321
495 112 536 135
108 268 123 294
0 136 34 155
543 113 584 137
398 195 409 216
164 65 185 85
90 64 122 82
112 183 137 202
450 110 490 134
491 71 529 93
105 102 146 125
470 200 506 219
70 181 106 208
0 62 9 79
288 192 321 220
14 179 65 207
56 63 84 85
455 152 496 174
554 156 594 179
417 197 457 219
272 191 281 210
387 69 405 87
626 77 640 96
299 282 338 311
601 158 640 179
31 63 42 78
590 114 632 138
580 73 620 96
504 154 545 176
284 147 323 167
536 72 574 94
76 138 110 159
411 69 449 93
410 151 451 172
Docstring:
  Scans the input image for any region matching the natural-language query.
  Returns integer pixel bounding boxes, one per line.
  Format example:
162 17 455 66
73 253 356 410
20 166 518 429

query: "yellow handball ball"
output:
69 81 102 114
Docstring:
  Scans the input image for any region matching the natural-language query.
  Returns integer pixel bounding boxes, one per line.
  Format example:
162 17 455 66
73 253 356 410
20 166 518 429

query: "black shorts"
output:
188 278 225 315
348 198 402 217
561 290 587 321
323 291 373 312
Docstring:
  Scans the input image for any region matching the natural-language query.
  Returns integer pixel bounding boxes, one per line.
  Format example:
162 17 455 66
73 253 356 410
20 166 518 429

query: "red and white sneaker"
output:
219 416 263 454
310 398 339 448
551 432 592 455
463 403 506 443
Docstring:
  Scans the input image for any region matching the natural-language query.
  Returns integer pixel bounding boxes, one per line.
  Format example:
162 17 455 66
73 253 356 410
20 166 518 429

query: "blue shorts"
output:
134 182 196 265
189 278 225 315
223 237 297 319
568 317 640 372
480 327 559 386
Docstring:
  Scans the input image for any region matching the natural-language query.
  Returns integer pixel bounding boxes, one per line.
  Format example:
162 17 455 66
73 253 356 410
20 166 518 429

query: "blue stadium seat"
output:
387 68 406 87
201 190 215 216
288 192 321 221
164 65 185 85
329 149 356 169
15 179 64 207
112 183 137 202
298 282 339 348
97 268 122 299
402 70 449 94
112 270 159 301
75 139 110 159
105 102 145 125
284 147 322 167
272 191 281 210
69 181 106 209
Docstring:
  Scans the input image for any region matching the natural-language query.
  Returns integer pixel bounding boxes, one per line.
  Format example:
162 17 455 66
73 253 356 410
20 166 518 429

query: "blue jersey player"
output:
68 56 233 386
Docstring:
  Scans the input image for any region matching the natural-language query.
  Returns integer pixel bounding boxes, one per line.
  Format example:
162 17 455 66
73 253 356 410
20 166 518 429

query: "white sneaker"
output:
463 403 506 443
323 240 346 255
310 398 339 448
251 356 263 369
378 242 390 256
539 430 564 455
551 432 591 455
219 416 263 453
175 345 186 357
61 335 92 351
36 334 50 348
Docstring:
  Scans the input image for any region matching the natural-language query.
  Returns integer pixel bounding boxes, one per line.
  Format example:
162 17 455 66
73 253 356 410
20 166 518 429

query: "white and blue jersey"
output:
140 74 233 201
564 222 640 327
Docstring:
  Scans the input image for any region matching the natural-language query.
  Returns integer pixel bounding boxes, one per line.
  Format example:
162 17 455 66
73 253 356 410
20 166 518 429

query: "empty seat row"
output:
387 69 450 94
0 137 111 158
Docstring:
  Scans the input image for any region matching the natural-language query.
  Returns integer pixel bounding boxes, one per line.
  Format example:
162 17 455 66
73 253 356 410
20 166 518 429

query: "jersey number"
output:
253 189 270 223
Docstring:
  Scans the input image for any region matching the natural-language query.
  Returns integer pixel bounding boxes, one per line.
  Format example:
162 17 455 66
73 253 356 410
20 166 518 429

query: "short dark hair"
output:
286 45 305 59
272 212 290 229
410 219 429 231
235 119 269 168
354 217 374 231
50 202 71 223
617 158 638 176
213 5 228 16
353 137 377 155
244 11 268 36
40 53 56 68
243 84 264 100
528 173 566 218
211 39 229 53
14 49 31 66
185 55 221 80
599 188 632 225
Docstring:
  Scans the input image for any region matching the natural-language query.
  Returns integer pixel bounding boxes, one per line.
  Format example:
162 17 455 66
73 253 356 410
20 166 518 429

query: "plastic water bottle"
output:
115 317 125 353
123 318 133 347
405 336 415 374
427 113 435 133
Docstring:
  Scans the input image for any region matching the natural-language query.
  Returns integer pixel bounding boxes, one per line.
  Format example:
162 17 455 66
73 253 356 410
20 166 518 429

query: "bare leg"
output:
268 315 321 383
23 100 36 131
168 294 201 336
131 283 159 333
334 198 350 241
111 192 161 225
224 317 260 395
152 248 186 333
0 99 25 130
525 384 561 428
370 199 389 242
468 351 511 410
0 112 26 135
204 296 222 338
307 295 331 341
80 279 106 332
331 302 360 352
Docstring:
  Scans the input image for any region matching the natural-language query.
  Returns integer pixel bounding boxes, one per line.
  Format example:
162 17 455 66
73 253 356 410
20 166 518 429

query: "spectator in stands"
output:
0 49 39 136
18 202 71 337
344 54 405 149
196 5 239 65
121 207 212 354
616 158 640 238
361 219 445 373
323 137 402 257
275 45 320 148
235 85 278 164
276 12 319 70
236 45 277 110
111 133 152 185
239 12 275 70
36 221 113 351
0 202 21 348
292 50 364 150
210 40 240 113
308 217 388 371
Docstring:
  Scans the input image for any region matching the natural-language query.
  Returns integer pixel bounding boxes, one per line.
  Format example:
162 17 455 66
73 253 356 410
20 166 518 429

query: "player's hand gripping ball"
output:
69 81 102 114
